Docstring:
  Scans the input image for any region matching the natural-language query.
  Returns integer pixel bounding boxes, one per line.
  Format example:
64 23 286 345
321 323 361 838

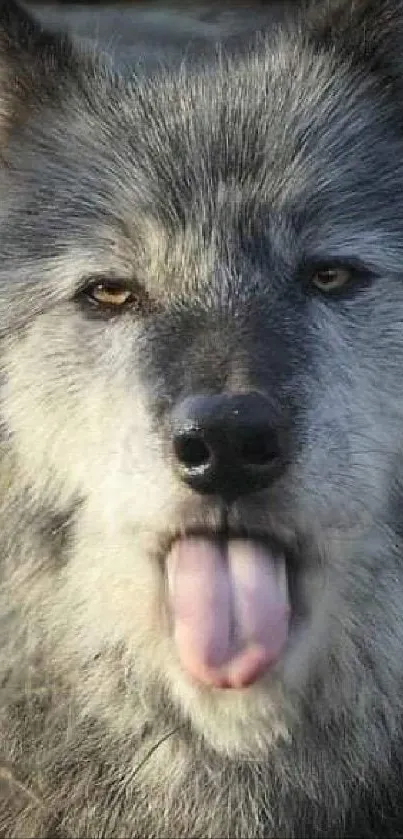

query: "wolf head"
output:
1 1 403 836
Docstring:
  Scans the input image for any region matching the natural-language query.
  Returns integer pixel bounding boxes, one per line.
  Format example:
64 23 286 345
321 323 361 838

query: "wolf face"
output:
1 1 403 836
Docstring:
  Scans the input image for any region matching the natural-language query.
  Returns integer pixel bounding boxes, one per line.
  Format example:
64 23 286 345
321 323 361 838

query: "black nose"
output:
171 392 284 497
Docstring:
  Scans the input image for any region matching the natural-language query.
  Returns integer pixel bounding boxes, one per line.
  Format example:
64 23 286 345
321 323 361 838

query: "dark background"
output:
26 0 297 72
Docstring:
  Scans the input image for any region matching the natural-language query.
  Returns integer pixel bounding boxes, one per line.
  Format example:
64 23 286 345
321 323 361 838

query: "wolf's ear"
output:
0 0 81 143
306 0 403 88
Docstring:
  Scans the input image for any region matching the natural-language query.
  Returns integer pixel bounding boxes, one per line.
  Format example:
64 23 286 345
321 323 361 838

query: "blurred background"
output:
25 0 299 73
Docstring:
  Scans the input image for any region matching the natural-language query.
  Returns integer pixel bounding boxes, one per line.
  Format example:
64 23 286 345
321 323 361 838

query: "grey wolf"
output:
0 0 402 836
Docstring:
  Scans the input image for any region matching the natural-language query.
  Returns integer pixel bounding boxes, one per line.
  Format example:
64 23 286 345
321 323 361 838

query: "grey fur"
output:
0 0 403 835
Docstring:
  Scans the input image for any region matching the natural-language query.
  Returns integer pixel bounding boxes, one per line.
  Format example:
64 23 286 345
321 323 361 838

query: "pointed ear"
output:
306 0 403 88
0 0 81 144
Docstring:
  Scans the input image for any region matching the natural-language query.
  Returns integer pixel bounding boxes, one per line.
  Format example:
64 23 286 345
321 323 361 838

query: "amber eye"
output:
83 281 134 308
77 277 155 318
86 282 132 307
311 266 352 292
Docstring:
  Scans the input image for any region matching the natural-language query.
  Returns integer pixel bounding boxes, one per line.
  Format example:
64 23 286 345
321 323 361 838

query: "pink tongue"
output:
167 538 290 689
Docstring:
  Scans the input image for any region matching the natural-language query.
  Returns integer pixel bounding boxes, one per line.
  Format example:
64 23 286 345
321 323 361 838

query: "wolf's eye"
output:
311 267 351 292
77 278 155 318
83 281 134 308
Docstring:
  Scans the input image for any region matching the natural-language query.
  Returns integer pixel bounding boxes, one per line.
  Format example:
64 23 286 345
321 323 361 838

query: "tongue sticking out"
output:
167 538 290 689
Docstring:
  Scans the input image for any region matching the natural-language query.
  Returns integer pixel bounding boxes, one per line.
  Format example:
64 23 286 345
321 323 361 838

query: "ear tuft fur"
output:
0 0 81 145
305 0 403 84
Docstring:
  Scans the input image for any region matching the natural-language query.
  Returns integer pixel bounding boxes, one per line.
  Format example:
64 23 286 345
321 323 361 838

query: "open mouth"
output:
163 528 299 690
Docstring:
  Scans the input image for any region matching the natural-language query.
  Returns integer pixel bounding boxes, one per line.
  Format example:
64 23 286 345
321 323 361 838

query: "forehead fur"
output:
1 0 403 305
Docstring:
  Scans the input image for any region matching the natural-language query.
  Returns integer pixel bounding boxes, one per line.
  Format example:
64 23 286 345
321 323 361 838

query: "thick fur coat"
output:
0 1 403 835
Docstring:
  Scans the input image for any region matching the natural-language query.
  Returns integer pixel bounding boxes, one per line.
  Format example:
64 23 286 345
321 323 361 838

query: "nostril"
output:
171 394 285 495
174 433 212 470
239 431 279 466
